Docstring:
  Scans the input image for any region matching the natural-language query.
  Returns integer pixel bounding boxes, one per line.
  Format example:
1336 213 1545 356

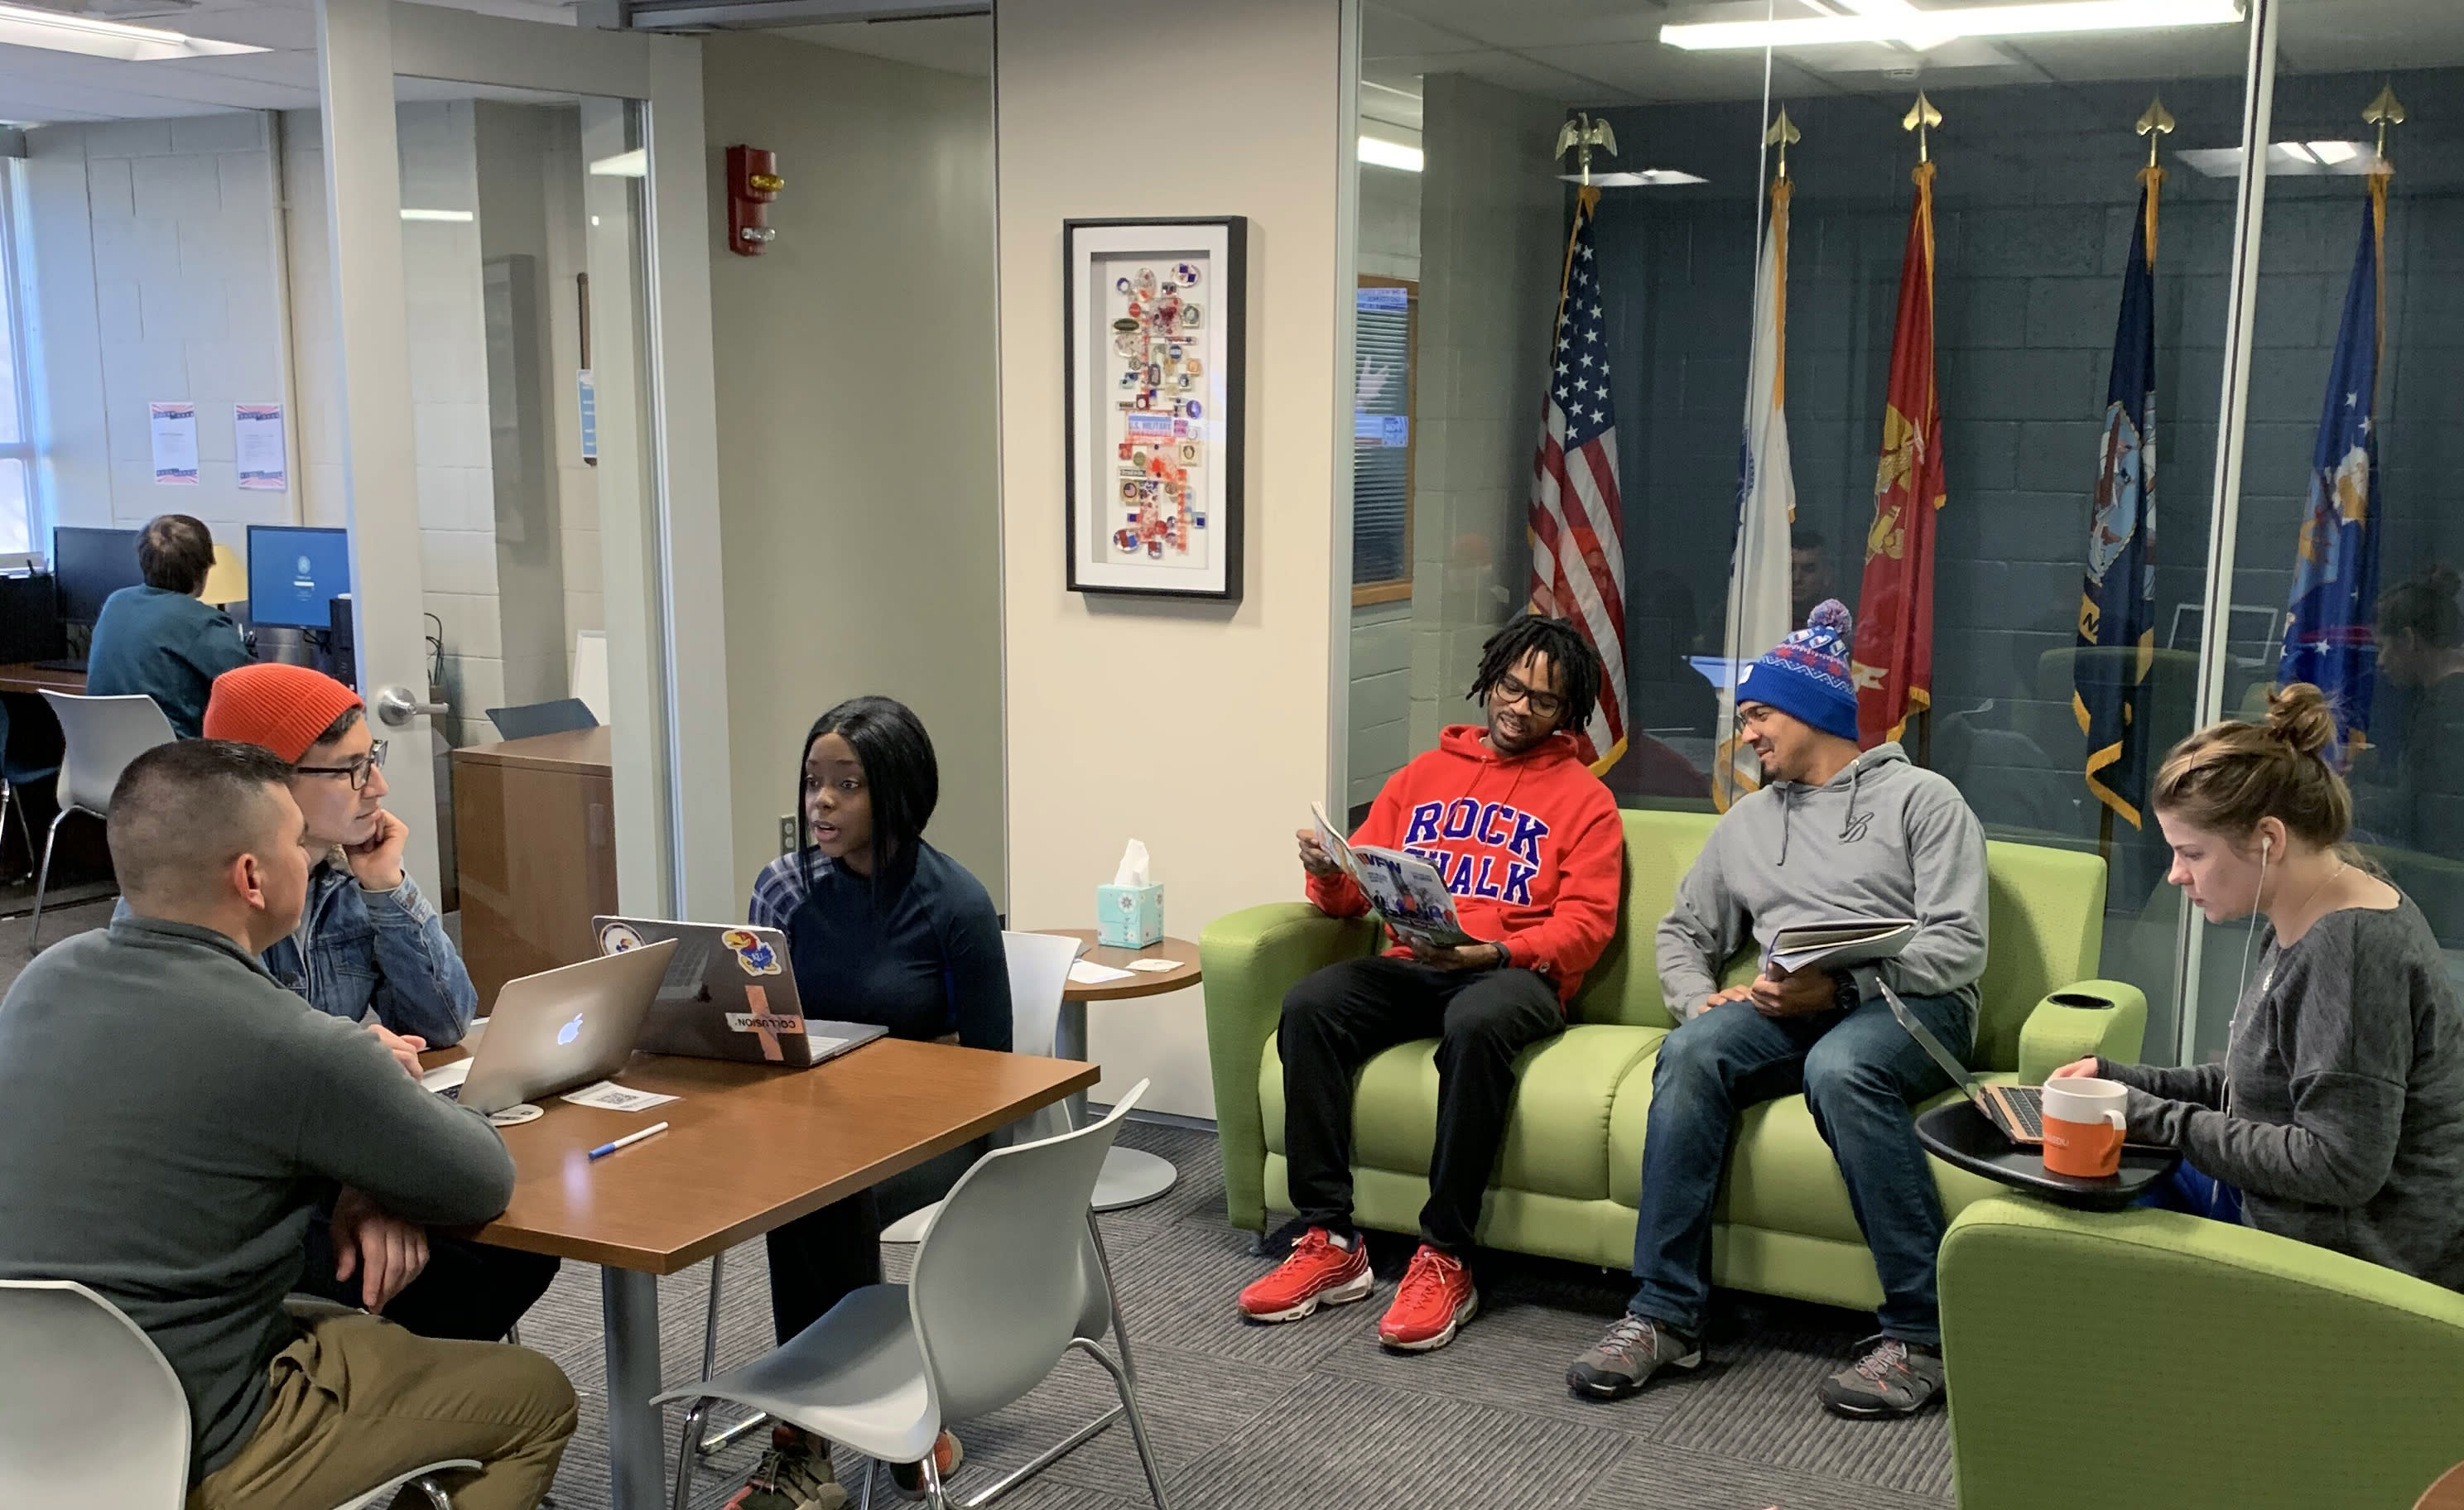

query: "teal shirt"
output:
84 584 251 738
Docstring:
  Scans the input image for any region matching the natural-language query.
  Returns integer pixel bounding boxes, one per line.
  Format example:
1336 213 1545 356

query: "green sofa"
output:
1940 1197 2464 1508
1199 808 2149 1315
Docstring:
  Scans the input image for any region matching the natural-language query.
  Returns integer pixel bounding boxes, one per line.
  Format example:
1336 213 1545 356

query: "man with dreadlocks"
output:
1234 615 1624 1353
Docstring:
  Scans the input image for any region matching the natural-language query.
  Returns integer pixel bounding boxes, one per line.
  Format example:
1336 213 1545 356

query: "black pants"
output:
300 1217 561 1343
763 1138 986 1344
1279 955 1562 1255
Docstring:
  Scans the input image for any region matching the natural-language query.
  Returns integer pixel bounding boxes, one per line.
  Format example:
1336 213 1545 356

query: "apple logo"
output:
556 1012 584 1046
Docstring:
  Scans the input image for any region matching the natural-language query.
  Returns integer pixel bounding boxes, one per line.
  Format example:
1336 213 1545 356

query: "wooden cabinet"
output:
450 725 618 1012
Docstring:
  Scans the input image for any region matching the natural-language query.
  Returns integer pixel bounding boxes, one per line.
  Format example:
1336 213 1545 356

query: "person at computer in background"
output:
2050 685 2464 1289
1568 601 1989 1419
0 739 575 1510
1234 615 1623 1354
200 662 553 1346
732 695 1007 1509
84 513 250 738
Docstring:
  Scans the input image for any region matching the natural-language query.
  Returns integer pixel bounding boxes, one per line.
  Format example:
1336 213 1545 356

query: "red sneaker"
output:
1377 1244 1477 1351
1235 1227 1374 1322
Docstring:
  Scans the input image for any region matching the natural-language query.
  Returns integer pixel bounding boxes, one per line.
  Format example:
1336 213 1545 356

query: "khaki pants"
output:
189 1312 577 1510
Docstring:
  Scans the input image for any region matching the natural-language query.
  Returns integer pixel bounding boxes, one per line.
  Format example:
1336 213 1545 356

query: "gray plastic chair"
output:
656 1082 1172 1510
30 691 176 950
0 1279 478 1509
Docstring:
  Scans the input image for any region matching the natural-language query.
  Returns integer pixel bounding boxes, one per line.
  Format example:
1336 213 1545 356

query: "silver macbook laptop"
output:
591 916 887 1069
421 939 677 1115
1879 979 2053 1146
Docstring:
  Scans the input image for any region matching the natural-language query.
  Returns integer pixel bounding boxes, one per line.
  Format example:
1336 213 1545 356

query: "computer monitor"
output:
246 526 353 630
51 527 143 626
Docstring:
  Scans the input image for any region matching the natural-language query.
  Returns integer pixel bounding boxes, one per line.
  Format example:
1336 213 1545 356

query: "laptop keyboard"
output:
2000 1086 2045 1139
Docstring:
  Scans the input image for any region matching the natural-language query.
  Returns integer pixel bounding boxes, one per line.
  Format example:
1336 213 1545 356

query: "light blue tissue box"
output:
1097 882 1164 949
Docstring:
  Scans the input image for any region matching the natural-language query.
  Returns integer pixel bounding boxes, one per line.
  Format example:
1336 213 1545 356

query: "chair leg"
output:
919 1450 950 1510
412 1477 454 1510
670 1397 710 1510
692 1252 771 1457
26 807 70 952
858 1455 877 1510
1077 1342 1173 1510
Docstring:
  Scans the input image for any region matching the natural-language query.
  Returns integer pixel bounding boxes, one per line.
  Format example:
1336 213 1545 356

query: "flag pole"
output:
1904 92 1942 769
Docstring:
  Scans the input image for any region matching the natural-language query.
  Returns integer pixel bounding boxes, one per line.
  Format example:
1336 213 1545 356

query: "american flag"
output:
1528 185 1629 773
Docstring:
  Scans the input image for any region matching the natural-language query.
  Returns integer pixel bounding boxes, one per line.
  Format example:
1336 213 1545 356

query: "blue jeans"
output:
1626 990 1973 1346
2141 1161 2245 1224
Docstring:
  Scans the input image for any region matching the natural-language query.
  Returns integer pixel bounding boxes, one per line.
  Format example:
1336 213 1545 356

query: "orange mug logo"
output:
2042 1113 2124 1178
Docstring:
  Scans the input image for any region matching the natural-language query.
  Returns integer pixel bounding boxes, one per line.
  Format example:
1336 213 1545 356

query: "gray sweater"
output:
2101 897 2464 1290
1658 743 1990 1022
0 916 517 1479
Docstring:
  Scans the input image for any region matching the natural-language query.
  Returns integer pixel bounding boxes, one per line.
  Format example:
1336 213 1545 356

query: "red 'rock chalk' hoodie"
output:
1307 724 1624 1006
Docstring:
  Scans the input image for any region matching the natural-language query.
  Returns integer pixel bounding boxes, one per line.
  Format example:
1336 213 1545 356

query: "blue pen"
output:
589 1121 670 1160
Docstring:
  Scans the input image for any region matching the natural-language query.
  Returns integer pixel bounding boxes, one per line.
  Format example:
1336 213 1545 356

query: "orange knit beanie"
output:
203 663 366 763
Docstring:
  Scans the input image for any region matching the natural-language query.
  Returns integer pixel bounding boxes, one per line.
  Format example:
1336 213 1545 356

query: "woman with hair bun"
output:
2053 683 2464 1288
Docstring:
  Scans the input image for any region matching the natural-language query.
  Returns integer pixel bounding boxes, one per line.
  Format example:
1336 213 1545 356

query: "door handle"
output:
374 685 451 728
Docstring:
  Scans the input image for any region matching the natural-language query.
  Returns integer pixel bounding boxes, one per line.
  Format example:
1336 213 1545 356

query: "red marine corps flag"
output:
1851 97 1947 749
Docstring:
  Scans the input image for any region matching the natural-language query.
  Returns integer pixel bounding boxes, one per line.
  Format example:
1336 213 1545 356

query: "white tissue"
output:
1113 839 1151 887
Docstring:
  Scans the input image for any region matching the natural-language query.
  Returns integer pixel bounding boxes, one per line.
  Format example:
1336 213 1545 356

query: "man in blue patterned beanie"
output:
1568 598 1990 1421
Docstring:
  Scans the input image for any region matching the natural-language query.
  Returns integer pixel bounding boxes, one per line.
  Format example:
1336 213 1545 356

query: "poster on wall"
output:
234 403 288 491
1063 216 1245 603
149 402 199 485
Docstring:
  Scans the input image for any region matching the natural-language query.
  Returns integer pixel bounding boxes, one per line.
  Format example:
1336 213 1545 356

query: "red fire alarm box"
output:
727 145 782 256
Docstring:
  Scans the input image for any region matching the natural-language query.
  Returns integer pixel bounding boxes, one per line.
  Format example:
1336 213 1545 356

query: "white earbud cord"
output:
2224 841 2269 1117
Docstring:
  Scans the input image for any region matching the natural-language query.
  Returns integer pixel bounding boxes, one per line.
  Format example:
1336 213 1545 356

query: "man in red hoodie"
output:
1235 616 1624 1352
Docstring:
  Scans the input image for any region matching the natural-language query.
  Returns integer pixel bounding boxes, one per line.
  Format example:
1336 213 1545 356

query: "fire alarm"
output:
726 145 782 256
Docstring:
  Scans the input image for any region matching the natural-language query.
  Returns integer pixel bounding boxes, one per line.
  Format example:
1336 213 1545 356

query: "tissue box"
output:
1097 882 1165 949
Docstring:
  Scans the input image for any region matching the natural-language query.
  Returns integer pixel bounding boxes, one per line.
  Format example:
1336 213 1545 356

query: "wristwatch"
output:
1828 969 1862 1012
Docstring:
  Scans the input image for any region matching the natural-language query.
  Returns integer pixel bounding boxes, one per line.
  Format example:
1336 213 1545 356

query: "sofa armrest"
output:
1199 903 1381 1232
2014 978 2146 1084
1940 1196 2464 1509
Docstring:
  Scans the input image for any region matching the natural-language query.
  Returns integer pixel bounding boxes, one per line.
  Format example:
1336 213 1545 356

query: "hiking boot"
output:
1377 1244 1478 1351
1817 1334 1946 1418
1566 1312 1701 1400
888 1431 964 1499
1236 1226 1374 1322
722 1425 846 1510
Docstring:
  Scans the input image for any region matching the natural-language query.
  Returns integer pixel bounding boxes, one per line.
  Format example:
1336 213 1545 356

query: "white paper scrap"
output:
1126 959 1181 973
1067 960 1135 986
560 1080 678 1113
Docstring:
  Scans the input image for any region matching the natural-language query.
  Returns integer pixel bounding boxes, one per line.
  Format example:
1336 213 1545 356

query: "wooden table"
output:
450 726 616 1004
1038 929 1201 1212
0 661 85 695
427 1036 1096 1510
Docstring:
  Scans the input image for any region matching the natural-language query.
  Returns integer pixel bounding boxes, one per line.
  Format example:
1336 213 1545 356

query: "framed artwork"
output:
1063 216 1246 602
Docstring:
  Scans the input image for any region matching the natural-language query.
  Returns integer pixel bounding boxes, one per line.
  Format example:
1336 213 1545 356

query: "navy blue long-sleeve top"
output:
748 841 1010 1051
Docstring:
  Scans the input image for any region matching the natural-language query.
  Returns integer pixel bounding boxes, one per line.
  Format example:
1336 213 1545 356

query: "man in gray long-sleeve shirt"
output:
1568 604 1990 1421
0 739 574 1510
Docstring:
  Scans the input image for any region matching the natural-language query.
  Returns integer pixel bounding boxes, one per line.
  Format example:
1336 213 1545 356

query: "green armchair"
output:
1941 1196 2464 1508
1200 808 2146 1316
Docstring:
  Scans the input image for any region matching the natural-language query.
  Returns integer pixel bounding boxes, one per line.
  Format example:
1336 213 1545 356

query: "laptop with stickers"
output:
591 916 887 1069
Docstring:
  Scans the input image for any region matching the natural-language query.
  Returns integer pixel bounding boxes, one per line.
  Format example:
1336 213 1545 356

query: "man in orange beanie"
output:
200 662 556 1346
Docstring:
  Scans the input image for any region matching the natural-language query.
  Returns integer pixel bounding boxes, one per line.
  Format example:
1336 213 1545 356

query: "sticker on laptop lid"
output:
719 928 782 976
598 921 646 955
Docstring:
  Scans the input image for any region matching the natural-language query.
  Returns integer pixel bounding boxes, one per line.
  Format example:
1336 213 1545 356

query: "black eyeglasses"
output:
1492 673 1566 721
295 739 388 792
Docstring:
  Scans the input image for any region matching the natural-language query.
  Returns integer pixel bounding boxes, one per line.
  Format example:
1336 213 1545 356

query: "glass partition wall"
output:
1344 1 2464 1065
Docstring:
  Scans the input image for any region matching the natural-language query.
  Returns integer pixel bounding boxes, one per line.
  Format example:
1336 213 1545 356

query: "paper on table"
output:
1068 960 1135 985
1126 959 1181 973
560 1080 678 1113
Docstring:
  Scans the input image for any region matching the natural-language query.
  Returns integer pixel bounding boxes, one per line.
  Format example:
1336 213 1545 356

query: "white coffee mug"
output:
2041 1076 2129 1178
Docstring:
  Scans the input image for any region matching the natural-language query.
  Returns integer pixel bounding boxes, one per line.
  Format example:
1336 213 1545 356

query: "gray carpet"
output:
529 1121 1956 1510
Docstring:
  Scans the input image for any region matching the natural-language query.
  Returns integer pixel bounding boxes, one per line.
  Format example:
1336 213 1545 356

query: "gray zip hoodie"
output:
1657 742 1989 1022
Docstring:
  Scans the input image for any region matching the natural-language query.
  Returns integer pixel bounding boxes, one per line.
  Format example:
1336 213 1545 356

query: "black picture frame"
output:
1062 215 1247 604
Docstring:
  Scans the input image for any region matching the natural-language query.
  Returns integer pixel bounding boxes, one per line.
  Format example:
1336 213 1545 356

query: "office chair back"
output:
908 1080 1145 1425
1005 929 1082 1137
484 698 599 742
40 692 176 816
0 1280 190 1507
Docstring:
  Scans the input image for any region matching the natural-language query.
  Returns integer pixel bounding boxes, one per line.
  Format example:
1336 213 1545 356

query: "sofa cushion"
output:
1259 1023 1663 1204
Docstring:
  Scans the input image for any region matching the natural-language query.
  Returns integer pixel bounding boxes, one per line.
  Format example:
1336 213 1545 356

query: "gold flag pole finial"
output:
1553 112 1619 188
2137 94 2176 169
1764 106 1801 180
2365 83 2407 169
1903 91 1942 164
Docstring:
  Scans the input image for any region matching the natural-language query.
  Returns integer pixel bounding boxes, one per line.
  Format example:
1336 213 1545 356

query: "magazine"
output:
1310 801 1477 950
1760 918 1917 977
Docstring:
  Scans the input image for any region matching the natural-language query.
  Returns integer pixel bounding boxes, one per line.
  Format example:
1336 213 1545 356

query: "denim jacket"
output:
261 858 479 1046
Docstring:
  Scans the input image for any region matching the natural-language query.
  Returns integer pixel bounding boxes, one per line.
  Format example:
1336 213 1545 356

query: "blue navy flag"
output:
2076 175 2160 830
2279 176 2389 767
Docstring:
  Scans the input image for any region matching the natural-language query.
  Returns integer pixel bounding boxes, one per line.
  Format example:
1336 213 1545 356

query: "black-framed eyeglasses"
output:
295 739 388 792
1492 672 1566 721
